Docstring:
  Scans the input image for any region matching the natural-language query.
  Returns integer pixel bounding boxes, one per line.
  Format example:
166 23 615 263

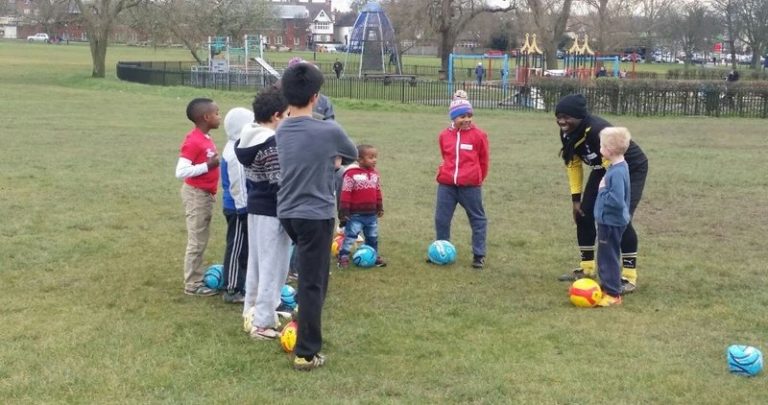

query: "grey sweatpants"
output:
243 214 292 328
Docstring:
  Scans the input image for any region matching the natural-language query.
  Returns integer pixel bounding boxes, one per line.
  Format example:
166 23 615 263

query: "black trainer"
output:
557 268 586 282
471 255 485 269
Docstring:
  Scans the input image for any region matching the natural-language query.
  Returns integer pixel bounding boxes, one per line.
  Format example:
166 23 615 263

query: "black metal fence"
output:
117 61 768 118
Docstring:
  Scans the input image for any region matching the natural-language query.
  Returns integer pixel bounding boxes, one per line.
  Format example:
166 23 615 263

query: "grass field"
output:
1 41 768 403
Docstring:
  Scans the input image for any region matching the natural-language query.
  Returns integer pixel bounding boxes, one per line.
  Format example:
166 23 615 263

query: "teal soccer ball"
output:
352 245 377 268
203 264 224 290
427 240 456 265
727 345 763 377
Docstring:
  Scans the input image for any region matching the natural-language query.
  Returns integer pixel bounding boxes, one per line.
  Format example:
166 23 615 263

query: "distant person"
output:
594 127 633 307
235 87 291 340
276 62 357 370
389 51 398 72
596 66 607 78
554 94 648 294
763 56 768 71
286 57 335 120
475 62 485 85
337 144 386 268
333 59 343 79
219 107 253 304
432 99 489 269
175 98 221 296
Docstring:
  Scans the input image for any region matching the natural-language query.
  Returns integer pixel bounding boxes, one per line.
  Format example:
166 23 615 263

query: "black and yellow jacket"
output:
559 114 646 202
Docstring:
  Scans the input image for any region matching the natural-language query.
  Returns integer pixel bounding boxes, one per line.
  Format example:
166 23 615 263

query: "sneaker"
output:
596 294 622 307
293 353 326 371
337 255 350 269
557 268 587 282
250 326 279 340
620 280 636 295
287 271 299 282
222 291 245 304
184 286 218 296
375 256 387 267
243 307 255 333
276 303 295 320
471 255 485 269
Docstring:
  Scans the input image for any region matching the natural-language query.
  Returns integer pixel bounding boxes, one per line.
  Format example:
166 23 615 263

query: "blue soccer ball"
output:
203 264 224 289
427 240 456 265
727 345 763 377
352 245 377 268
281 284 297 309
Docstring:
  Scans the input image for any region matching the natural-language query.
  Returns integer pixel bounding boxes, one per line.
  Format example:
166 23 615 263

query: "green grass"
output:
1 40 768 403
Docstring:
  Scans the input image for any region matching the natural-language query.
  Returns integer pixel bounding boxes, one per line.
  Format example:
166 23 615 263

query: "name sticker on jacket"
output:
460 143 474 150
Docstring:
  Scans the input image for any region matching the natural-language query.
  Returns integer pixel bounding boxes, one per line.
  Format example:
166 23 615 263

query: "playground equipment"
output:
563 34 594 79
344 1 402 78
208 36 230 73
448 51 509 94
514 33 546 86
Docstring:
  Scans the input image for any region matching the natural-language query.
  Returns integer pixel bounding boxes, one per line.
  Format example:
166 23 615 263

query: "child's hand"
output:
206 152 220 169
572 201 584 223
599 177 606 188
377 209 384 218
334 156 342 169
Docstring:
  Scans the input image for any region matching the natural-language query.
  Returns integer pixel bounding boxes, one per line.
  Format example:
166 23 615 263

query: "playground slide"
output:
252 57 281 79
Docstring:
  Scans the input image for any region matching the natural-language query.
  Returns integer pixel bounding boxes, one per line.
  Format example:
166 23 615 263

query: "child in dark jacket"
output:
337 144 385 268
433 99 490 269
594 127 632 307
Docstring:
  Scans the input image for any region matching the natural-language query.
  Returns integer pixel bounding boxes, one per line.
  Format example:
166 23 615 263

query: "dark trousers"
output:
597 224 626 297
222 210 248 293
577 161 648 255
280 218 335 359
435 184 487 257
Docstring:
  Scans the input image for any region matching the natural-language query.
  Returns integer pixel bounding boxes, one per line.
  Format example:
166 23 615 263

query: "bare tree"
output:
578 0 635 52
73 0 144 77
29 0 76 37
522 0 574 68
425 0 515 74
667 4 719 65
129 0 274 65
735 0 768 69
384 0 436 57
631 0 674 51
711 0 742 69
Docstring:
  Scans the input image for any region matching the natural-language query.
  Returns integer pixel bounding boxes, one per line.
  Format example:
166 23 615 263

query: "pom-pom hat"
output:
449 99 473 120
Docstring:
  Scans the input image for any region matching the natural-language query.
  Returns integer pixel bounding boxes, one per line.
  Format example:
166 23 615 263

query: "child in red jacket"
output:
433 99 489 269
337 144 386 268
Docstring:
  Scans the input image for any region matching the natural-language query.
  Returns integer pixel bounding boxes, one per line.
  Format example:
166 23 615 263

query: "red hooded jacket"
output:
436 124 489 186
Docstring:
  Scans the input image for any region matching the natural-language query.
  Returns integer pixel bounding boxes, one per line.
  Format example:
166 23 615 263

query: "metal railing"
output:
117 61 768 118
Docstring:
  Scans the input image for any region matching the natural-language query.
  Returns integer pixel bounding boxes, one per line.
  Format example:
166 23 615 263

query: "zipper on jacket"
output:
453 130 461 184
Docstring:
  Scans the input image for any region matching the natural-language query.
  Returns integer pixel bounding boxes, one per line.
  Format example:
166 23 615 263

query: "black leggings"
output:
577 161 648 254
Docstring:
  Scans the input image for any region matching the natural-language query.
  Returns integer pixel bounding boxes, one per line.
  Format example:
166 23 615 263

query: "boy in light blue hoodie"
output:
594 127 632 307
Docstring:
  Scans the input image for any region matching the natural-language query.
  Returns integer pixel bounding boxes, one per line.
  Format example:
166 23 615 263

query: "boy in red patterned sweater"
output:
337 144 386 268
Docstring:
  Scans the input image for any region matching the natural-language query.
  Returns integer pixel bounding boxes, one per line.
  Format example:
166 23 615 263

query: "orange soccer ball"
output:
569 278 603 308
280 320 298 353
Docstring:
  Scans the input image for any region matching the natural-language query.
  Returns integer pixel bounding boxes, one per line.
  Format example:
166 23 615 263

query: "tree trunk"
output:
89 27 110 78
439 29 458 76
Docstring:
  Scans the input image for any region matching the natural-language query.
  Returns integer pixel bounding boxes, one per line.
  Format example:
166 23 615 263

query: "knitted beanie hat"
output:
449 99 473 120
555 93 588 119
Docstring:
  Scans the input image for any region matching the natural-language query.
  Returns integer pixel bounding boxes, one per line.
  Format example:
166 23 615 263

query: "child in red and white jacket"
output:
337 144 386 268
433 99 489 269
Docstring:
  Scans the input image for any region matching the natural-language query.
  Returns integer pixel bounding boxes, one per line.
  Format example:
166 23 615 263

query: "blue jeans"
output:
435 184 487 257
339 214 379 256
597 223 626 297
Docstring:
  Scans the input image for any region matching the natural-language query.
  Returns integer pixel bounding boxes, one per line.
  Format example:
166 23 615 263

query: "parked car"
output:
27 33 49 43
